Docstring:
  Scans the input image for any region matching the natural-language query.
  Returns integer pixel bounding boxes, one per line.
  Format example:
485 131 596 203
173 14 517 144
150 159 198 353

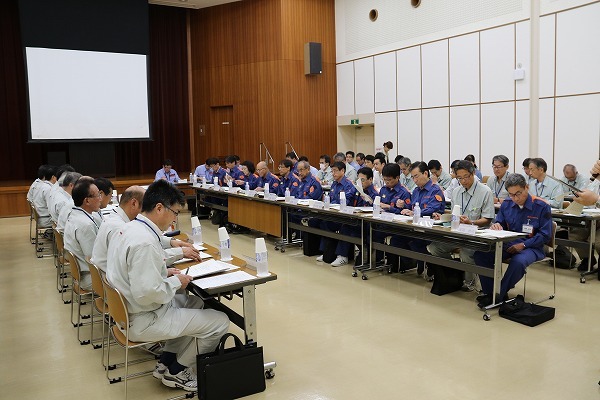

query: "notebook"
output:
182 259 239 279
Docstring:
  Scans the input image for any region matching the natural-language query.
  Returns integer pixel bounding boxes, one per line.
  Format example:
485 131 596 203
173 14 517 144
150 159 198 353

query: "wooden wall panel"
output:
189 0 336 168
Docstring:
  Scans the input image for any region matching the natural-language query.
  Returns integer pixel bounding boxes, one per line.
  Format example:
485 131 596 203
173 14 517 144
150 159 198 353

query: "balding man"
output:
560 164 587 192
92 186 200 273
254 161 281 193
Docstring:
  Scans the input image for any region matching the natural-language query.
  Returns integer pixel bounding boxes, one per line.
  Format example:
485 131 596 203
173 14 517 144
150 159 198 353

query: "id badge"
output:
522 224 533 234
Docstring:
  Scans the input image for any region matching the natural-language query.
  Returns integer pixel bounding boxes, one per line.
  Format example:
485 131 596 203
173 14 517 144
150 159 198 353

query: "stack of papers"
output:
476 229 523 239
193 244 207 251
172 251 213 265
191 270 257 289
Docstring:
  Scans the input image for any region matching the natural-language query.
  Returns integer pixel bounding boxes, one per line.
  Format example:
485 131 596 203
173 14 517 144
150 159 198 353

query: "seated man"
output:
487 155 511 203
298 156 319 177
316 154 333 185
372 154 386 190
561 163 588 192
401 161 446 277
296 161 323 200
528 158 563 208
49 171 82 223
286 152 300 175
277 159 301 197
106 180 229 391
194 159 212 182
474 174 552 308
233 161 259 189
32 165 57 228
571 160 600 270
429 160 495 289
346 151 360 171
64 177 101 290
254 161 281 193
315 162 358 266
27 164 46 203
94 177 116 224
521 157 534 183
155 159 181 183
364 155 375 170
92 186 200 273
428 159 452 190
355 153 366 169
206 157 227 186
334 152 357 183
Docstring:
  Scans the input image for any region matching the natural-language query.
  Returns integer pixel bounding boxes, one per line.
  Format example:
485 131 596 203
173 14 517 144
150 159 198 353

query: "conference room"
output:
2 0 600 399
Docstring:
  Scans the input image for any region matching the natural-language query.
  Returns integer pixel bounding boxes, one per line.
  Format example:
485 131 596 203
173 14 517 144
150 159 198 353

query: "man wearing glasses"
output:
487 155 511 203
473 174 552 308
254 161 281 193
106 180 229 392
277 159 301 197
527 158 564 209
296 160 323 200
428 160 495 292
64 176 102 290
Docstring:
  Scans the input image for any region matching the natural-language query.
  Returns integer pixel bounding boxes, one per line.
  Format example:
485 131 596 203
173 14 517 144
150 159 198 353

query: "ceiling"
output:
148 0 241 10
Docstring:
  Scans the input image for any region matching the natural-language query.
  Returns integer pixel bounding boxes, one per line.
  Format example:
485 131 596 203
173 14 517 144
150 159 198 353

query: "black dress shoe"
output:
578 255 597 271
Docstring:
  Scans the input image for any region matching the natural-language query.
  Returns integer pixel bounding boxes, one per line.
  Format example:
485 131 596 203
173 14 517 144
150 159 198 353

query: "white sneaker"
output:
330 255 348 267
162 367 197 392
153 362 168 380
316 255 324 262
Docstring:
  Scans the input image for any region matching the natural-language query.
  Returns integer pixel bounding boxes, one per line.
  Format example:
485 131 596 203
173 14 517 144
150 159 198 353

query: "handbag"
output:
499 295 555 327
197 333 266 400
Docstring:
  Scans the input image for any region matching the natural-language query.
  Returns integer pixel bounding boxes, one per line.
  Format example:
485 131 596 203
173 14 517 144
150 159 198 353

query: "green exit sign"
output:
350 119 360 125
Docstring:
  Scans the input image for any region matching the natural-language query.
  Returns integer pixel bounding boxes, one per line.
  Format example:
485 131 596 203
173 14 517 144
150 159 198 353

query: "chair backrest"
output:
548 221 558 248
562 200 570 209
30 203 41 223
102 277 129 332
482 175 490 184
64 250 82 282
87 260 104 299
54 228 65 254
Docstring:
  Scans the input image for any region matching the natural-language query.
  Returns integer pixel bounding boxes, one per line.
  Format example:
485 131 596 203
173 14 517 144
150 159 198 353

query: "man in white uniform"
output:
106 180 229 392
64 177 101 290
49 172 81 223
31 165 56 228
92 185 200 272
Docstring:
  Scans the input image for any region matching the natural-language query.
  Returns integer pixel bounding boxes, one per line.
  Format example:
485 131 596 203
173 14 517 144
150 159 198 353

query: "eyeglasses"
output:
164 204 180 217
410 173 422 180
507 190 524 198
87 192 102 199
492 164 506 169
456 173 472 181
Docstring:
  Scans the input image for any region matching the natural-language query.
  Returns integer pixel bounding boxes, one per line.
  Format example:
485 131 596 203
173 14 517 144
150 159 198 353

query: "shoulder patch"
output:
293 182 298 187
435 194 443 201
309 186 314 193
405 198 411 204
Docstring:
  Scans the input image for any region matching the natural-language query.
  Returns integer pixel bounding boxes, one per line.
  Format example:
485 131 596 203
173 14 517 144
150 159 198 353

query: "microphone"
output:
591 174 599 182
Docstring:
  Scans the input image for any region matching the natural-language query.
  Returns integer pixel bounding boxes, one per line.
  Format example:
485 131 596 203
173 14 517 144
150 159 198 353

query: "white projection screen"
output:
25 47 149 140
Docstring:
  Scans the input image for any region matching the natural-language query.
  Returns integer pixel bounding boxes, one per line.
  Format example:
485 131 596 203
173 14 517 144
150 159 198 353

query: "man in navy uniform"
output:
207 157 227 186
255 161 281 193
473 174 552 308
296 161 323 200
277 159 301 197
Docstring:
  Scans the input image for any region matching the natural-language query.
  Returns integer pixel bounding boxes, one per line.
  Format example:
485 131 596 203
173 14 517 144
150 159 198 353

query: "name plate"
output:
379 212 395 222
416 218 434 228
457 223 478 235
340 206 355 215
310 200 324 209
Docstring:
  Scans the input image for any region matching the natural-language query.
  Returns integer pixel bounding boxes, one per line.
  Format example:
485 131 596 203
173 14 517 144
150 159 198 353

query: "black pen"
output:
185 267 189 275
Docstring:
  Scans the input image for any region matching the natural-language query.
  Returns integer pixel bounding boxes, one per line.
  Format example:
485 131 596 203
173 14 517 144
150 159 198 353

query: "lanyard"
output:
164 170 171 182
461 182 477 214
494 176 506 198
72 207 99 229
134 217 162 243
536 181 544 197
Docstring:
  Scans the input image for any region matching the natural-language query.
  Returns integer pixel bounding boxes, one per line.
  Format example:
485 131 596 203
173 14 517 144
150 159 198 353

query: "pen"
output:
185 267 189 275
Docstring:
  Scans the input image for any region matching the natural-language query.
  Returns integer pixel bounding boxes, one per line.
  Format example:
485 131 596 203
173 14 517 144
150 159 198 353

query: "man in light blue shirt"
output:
194 159 212 181
346 151 360 171
527 158 564 209
560 164 588 193
155 159 180 183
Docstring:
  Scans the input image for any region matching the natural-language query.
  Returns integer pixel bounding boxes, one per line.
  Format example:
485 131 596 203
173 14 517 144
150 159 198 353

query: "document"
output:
184 259 239 279
191 270 257 289
476 229 523 239
193 244 207 251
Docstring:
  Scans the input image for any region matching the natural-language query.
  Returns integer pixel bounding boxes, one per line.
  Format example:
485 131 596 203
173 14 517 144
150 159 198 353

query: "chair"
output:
53 228 71 302
30 202 53 258
481 175 489 184
523 221 557 304
64 250 93 345
28 200 35 244
103 277 159 399
87 261 109 353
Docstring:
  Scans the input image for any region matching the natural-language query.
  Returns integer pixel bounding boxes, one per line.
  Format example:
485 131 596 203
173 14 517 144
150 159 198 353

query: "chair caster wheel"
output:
580 277 586 284
280 249 285 253
352 271 357 277
361 275 368 280
265 369 275 379
274 246 279 251
483 314 491 321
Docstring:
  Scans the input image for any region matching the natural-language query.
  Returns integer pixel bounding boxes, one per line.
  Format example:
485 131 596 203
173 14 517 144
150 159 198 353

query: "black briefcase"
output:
499 295 555 327
197 333 265 400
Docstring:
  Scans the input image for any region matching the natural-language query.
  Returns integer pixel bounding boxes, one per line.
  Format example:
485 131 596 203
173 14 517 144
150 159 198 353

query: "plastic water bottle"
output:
220 238 232 261
256 250 268 276
451 204 461 231
284 187 291 203
192 223 202 244
373 196 381 218
264 183 270 198
213 177 219 186
192 174 198 185
189 172 193 183
339 191 346 211
413 202 421 224
202 176 207 186
323 192 330 210
111 189 118 205
245 182 250 196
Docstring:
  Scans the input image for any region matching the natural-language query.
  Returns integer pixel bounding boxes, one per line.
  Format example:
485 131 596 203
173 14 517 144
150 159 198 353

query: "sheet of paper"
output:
564 201 584 215
191 270 257 289
183 259 239 278
297 199 310 206
582 208 600 214
393 214 413 222
475 229 523 238
355 206 373 213
193 243 207 251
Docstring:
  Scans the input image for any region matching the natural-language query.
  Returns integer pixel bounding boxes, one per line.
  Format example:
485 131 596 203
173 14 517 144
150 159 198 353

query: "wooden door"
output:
209 106 234 161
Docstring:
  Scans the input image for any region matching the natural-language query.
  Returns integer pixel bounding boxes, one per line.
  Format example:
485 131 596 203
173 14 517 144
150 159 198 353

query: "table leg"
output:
242 285 257 343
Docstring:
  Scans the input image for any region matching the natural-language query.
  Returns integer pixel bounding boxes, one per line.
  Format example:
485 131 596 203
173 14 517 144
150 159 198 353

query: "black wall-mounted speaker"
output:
304 42 322 75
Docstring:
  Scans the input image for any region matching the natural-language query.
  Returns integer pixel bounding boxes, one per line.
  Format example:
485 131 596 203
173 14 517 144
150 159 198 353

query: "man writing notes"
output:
527 158 564 208
560 164 588 192
473 174 552 308
487 155 511 203
106 180 229 392
428 160 452 190
155 159 181 183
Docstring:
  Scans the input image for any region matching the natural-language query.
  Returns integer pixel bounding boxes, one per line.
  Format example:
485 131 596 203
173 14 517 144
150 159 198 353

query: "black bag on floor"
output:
499 295 555 327
197 333 265 400
429 264 464 296
303 232 322 256
553 245 576 269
